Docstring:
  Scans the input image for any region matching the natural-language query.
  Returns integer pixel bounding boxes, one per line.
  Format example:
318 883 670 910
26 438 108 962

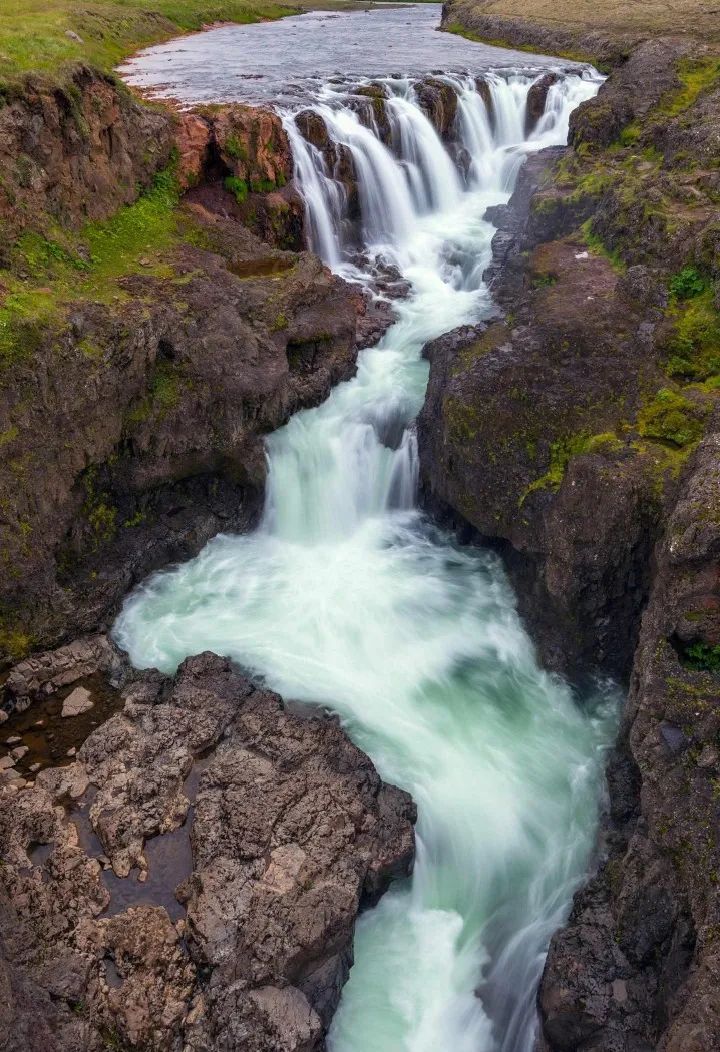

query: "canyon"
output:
1 3 719 1051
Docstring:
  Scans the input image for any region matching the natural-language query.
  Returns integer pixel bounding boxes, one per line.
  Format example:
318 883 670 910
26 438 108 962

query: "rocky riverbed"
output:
0 652 415 1051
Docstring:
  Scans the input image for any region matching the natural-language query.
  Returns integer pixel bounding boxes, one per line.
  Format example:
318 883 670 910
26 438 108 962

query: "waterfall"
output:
114 62 617 1052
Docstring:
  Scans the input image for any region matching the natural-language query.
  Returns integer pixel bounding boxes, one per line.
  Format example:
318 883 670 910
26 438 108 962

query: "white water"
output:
115 63 617 1052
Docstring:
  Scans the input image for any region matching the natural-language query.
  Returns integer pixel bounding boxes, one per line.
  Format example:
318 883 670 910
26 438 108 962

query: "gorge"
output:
1 3 719 1052
115 26 613 1052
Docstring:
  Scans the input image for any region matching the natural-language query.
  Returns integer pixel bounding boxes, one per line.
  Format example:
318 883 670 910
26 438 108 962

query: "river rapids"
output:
115 9 618 1051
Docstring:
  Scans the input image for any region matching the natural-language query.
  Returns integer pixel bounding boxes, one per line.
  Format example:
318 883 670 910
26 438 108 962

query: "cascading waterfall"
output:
114 65 618 1052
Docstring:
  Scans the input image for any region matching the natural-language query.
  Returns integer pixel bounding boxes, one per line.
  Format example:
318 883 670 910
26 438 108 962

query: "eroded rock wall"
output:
419 28 720 1052
0 72 363 665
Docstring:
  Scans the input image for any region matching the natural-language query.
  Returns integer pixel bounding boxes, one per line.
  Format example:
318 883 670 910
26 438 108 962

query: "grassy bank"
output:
0 0 379 79
441 0 720 50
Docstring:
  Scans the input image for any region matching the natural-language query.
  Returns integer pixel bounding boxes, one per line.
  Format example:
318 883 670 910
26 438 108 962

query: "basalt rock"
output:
213 104 293 192
0 653 416 1051
418 150 667 680
0 66 174 242
525 72 559 135
539 425 720 1052
414 77 458 140
351 84 393 145
0 206 359 664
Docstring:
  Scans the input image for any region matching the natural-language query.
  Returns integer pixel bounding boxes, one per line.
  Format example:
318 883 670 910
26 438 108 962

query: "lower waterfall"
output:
114 66 619 1052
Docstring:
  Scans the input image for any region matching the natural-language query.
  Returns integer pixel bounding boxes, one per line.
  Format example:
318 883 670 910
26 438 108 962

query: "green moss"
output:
0 425 18 447
664 289 720 382
638 387 707 448
223 134 247 161
126 359 183 424
87 502 116 541
444 395 481 443
224 175 249 203
660 57 720 117
531 272 557 289
123 509 146 528
520 431 625 504
580 219 626 271
0 619 32 660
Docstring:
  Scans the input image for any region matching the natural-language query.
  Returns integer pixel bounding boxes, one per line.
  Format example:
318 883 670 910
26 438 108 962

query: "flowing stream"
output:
115 12 618 1051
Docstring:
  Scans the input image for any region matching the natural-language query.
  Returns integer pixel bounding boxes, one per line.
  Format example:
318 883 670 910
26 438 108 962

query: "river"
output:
114 7 618 1050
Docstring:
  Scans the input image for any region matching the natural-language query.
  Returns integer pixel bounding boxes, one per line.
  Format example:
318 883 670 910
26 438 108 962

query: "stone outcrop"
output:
0 202 359 663
3 634 123 717
0 653 416 1051
0 66 174 244
539 425 720 1052
418 149 666 680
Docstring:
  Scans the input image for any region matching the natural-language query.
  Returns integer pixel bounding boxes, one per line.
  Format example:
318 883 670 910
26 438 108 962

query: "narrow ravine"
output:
114 20 619 1052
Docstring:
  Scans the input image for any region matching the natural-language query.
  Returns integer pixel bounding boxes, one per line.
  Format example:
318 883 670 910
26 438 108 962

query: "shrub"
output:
670 266 707 300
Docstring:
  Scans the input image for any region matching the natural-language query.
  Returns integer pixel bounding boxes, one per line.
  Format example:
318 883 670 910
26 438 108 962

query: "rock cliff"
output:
420 14 720 1050
0 70 361 664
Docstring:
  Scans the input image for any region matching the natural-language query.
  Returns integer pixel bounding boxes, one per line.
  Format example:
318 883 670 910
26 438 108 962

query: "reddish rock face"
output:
214 104 293 190
0 66 174 239
175 112 212 190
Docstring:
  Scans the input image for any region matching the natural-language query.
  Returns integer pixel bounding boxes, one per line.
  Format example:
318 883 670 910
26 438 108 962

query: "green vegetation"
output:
670 266 707 301
126 359 184 424
0 1 293 79
443 21 597 67
660 57 720 117
520 431 622 503
224 175 249 203
0 619 32 660
0 1 384 79
0 165 183 364
684 642 720 672
638 387 708 448
580 220 626 271
665 288 720 383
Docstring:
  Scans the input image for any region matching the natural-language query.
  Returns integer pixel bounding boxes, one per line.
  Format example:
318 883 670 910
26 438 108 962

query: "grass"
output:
0 1 295 79
441 0 720 51
659 57 720 117
0 164 183 364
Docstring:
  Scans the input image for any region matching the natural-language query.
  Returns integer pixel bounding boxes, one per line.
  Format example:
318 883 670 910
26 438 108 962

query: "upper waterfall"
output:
284 72 598 270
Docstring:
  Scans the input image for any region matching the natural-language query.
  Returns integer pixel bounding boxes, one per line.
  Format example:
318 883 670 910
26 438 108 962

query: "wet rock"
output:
415 77 458 140
295 109 330 150
0 653 415 1050
5 635 123 712
540 427 720 1052
61 686 94 718
418 148 660 680
525 72 559 134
